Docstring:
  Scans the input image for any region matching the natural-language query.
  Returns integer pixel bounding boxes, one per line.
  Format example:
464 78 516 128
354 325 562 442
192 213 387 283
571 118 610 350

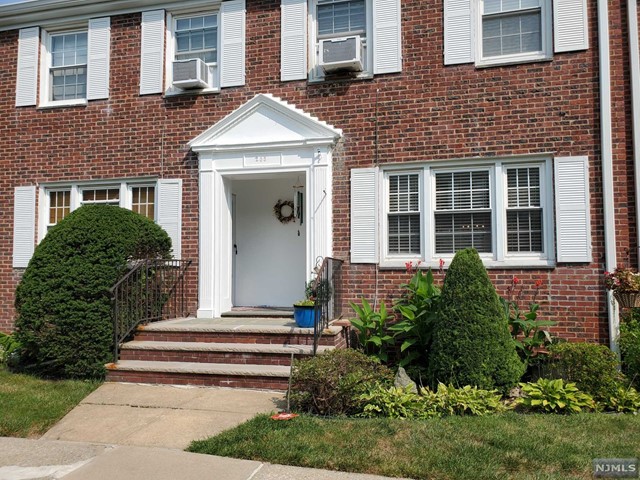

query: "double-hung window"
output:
479 0 551 65
434 170 492 254
175 14 218 64
387 173 421 255
380 159 553 267
317 0 366 38
49 31 88 102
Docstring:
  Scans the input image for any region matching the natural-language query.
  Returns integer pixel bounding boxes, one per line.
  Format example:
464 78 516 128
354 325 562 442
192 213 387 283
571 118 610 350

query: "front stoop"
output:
106 318 348 390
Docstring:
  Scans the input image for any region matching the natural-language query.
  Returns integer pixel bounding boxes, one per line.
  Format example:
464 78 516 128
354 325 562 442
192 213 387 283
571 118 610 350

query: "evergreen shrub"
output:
428 248 524 391
15 205 171 379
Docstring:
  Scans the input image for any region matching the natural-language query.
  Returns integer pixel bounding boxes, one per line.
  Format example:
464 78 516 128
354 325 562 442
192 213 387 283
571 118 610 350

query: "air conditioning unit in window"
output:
319 35 363 74
172 58 209 89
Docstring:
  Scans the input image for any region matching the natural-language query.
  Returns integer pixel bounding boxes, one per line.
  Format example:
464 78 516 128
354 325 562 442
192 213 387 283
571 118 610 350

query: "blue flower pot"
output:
293 305 316 328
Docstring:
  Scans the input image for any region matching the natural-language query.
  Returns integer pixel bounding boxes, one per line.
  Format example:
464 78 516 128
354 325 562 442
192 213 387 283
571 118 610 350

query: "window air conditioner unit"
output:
319 35 363 74
172 58 209 89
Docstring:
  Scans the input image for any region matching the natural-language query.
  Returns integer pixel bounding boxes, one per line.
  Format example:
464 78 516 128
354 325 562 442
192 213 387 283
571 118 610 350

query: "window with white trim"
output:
387 172 421 255
478 0 551 65
49 31 87 102
506 166 543 253
380 159 553 267
434 170 492 254
42 181 157 236
311 0 372 79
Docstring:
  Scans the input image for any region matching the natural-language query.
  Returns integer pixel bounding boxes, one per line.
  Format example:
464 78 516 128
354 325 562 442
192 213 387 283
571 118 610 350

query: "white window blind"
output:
387 173 420 255
506 166 543 253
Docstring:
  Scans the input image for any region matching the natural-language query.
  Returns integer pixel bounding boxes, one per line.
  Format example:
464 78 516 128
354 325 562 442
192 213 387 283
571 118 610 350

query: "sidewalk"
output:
2 383 410 480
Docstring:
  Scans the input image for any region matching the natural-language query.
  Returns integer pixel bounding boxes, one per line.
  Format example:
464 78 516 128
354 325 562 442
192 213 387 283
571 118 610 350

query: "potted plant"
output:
293 298 316 328
604 267 640 308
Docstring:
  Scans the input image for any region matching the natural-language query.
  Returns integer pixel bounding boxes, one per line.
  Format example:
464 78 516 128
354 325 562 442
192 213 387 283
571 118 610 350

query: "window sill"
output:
308 71 374 84
379 258 556 270
37 99 88 110
475 53 552 69
163 87 220 98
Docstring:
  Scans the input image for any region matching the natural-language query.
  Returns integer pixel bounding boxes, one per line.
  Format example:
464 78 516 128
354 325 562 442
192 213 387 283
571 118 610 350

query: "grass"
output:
188 413 640 480
0 367 100 438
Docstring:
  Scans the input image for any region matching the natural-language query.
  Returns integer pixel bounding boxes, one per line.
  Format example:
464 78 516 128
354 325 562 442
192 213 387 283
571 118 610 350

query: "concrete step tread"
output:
121 341 334 355
139 319 342 336
108 360 291 377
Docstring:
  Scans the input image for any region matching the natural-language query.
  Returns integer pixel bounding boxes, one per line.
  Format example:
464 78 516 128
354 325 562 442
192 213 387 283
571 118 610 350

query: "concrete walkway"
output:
3 383 410 480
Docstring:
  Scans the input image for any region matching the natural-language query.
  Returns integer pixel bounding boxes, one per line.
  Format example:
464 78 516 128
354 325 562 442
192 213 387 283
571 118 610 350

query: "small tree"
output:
428 248 524 391
15 205 172 379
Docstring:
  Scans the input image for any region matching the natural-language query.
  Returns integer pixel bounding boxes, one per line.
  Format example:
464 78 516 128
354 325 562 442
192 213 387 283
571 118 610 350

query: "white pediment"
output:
189 94 342 152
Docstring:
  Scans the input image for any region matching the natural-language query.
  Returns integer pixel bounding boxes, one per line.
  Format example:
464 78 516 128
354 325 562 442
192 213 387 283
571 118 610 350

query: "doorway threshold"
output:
222 307 294 318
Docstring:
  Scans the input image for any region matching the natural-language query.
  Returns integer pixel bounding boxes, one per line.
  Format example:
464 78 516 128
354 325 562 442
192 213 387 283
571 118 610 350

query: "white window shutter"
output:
444 0 474 65
373 0 402 75
281 0 307 81
87 17 110 100
140 10 165 95
351 168 379 264
554 0 588 53
157 179 182 259
15 27 39 107
13 186 36 268
220 0 246 88
554 156 591 263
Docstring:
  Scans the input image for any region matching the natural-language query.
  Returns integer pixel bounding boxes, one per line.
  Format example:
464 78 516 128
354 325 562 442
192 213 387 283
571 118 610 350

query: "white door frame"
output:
197 148 333 318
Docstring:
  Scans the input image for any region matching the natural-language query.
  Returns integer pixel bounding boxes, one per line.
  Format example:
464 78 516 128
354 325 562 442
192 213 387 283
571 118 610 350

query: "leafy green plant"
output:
602 385 640 413
289 348 394 416
500 277 555 369
518 378 595 413
429 249 524 391
0 332 22 367
359 382 507 419
15 205 172 379
390 268 441 371
619 311 640 387
293 299 315 307
350 299 394 363
547 342 624 402
359 384 431 419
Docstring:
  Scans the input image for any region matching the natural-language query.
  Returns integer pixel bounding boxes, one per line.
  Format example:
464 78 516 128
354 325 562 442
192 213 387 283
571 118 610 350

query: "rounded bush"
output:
15 205 172 379
620 313 640 388
428 248 524 391
289 348 394 416
547 342 624 401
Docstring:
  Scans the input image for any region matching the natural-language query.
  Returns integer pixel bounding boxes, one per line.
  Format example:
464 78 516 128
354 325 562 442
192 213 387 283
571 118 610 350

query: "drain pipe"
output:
598 0 619 352
629 0 640 266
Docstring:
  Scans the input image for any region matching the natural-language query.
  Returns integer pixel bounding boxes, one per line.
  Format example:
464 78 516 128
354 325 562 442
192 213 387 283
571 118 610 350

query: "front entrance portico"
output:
189 94 342 318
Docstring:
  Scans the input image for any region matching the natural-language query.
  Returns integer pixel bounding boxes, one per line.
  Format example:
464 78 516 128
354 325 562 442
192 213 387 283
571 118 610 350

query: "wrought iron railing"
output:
111 258 192 362
312 257 344 354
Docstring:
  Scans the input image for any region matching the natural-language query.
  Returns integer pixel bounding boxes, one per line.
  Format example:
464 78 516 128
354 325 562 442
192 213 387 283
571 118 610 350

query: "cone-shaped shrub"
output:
15 205 172 379
428 248 524 391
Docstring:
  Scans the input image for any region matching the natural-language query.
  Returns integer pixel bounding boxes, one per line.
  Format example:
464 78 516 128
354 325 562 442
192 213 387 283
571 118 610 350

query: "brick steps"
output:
106 360 291 390
106 317 349 390
119 340 333 365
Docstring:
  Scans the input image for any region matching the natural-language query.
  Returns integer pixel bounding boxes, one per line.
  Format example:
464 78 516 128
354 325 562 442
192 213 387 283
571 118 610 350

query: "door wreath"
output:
273 199 295 224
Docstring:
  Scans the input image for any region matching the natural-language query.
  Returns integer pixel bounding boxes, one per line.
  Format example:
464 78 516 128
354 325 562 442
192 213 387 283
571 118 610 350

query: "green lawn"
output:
188 413 640 480
0 367 100 437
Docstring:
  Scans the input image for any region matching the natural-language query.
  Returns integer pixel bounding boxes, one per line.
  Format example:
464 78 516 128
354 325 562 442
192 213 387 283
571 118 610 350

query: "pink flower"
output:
405 261 413 273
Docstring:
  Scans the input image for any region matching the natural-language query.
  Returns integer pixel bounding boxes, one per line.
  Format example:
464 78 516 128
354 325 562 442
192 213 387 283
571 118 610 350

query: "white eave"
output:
188 94 343 153
0 0 219 31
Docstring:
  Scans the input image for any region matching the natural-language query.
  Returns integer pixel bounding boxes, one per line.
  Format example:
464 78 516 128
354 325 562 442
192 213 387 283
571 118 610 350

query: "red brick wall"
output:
0 0 634 344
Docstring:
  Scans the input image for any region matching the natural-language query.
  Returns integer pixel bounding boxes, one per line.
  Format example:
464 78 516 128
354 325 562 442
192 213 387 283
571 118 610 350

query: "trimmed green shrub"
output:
518 378 595 414
0 332 22 368
547 342 623 402
15 205 171 379
620 312 640 387
289 348 394 416
428 249 524 391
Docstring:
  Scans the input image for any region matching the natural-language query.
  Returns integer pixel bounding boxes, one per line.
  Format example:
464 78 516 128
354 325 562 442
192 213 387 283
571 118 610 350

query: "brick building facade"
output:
0 0 635 347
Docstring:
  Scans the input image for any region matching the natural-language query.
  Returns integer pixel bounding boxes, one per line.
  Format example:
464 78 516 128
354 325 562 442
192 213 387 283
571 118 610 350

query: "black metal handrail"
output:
111 258 192 362
312 257 344 355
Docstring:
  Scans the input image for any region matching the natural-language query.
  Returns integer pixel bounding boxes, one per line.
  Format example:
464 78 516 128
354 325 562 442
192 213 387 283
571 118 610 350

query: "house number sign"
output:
244 153 281 167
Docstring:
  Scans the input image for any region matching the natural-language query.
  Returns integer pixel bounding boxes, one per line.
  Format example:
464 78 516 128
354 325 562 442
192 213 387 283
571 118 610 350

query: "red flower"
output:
535 279 543 288
513 276 520 285
405 261 413 273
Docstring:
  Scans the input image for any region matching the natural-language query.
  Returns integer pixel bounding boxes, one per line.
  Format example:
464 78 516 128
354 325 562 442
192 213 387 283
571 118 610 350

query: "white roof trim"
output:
0 0 219 31
189 93 343 152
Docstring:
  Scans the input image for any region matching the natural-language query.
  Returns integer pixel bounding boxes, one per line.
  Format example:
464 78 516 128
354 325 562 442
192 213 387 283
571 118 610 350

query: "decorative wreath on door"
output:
273 199 295 224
